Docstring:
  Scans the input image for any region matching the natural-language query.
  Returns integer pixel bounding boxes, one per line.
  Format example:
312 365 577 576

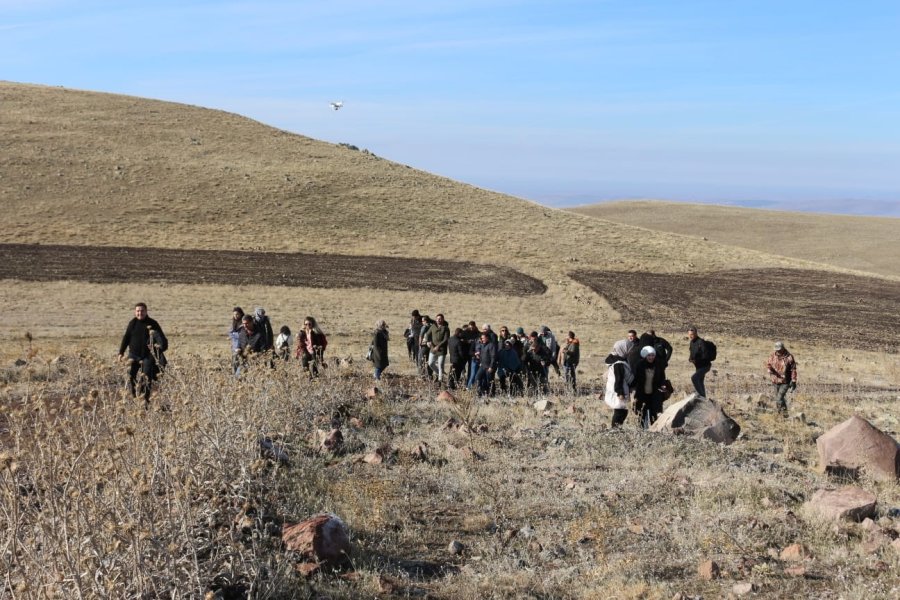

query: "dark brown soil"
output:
570 268 900 352
0 244 546 295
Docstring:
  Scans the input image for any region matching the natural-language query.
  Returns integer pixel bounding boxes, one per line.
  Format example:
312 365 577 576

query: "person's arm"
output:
118 319 134 357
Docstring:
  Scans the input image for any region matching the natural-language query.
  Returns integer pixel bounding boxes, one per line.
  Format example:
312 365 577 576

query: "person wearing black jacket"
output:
688 326 712 397
632 346 667 428
447 328 469 390
118 302 168 403
644 329 673 369
235 314 267 375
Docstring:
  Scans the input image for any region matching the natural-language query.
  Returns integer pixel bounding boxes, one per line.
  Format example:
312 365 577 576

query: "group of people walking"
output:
402 310 580 397
117 303 799 421
228 306 328 377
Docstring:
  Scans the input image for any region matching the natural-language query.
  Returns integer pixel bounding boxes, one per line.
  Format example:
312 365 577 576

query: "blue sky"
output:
2 1 899 216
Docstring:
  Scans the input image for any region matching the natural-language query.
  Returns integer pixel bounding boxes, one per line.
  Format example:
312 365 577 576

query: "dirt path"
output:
0 243 546 295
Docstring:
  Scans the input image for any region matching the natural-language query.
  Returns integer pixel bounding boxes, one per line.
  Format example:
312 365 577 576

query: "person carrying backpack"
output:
687 326 715 397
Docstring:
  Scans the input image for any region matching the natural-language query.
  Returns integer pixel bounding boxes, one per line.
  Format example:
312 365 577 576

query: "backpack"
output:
703 340 717 362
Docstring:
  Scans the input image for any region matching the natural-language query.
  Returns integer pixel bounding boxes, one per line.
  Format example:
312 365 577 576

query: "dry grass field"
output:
568 200 900 279
2 82 900 599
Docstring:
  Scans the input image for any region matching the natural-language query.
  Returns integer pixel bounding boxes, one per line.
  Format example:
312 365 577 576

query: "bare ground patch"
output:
0 243 546 295
570 268 900 352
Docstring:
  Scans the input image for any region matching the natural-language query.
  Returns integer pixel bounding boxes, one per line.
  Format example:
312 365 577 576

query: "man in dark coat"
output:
447 327 469 390
118 302 168 403
474 332 498 396
632 346 667 428
370 320 390 380
688 326 712 397
235 314 267 375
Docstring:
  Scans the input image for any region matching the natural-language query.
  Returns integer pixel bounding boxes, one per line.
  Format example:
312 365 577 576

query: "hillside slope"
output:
1 82 799 281
569 200 900 278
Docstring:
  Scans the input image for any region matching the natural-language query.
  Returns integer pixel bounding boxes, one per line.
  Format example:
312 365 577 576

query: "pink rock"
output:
698 559 720 580
282 513 351 566
437 390 456 403
779 543 809 562
816 416 900 481
804 486 877 522
365 386 380 399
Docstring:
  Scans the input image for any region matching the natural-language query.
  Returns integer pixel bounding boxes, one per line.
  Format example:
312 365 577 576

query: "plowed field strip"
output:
0 244 546 295
570 268 900 352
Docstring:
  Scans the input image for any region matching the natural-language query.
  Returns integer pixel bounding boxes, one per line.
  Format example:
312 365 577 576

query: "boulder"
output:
365 386 380 399
804 486 877 522
282 513 351 567
533 399 553 411
816 416 900 481
650 394 741 444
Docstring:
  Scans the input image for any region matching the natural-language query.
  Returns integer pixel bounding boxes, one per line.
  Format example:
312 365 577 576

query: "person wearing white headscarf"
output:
632 346 667 428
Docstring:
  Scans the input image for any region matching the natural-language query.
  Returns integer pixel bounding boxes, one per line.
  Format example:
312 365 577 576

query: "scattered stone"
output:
816 415 900 481
779 543 809 562
365 387 380 400
732 582 757 595
363 445 394 465
627 522 645 535
698 559 720 580
295 562 320 577
518 525 535 539
564 478 577 491
804 486 877 522
410 443 429 461
349 417 364 429
860 517 878 531
566 404 582 415
14 359 26 367
282 513 351 567
533 399 553 411
528 540 543 553
320 429 343 453
258 436 290 464
447 540 464 555
650 394 741 444
437 390 456 403
784 565 807 577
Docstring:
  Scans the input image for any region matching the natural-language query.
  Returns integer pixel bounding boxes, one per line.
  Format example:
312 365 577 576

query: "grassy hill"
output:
569 200 900 279
2 83 900 599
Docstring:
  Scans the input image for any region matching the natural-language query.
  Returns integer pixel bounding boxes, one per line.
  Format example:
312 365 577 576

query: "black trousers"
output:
128 357 157 401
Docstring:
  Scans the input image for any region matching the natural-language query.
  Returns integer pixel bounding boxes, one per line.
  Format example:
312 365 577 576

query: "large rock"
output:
282 513 351 566
803 486 877 522
649 394 741 444
816 415 900 481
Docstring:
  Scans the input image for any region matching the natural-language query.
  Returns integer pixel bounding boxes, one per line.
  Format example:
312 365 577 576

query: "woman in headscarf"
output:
370 319 390 380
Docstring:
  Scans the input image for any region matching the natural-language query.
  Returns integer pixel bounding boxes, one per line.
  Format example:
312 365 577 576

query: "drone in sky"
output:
330 101 343 111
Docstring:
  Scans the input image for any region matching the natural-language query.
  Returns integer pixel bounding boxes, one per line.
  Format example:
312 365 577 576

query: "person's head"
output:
480 332 490 343
255 307 265 318
303 316 317 330
688 326 698 341
529 331 539 339
436 313 445 325
454 327 463 337
376 319 387 330
134 302 148 320
468 321 477 330
541 325 551 335
640 346 657 362
241 315 254 330
499 326 509 337
627 330 638 342
515 326 525 336
422 315 431 325
503 339 513 349
280 325 291 336
411 309 420 318
482 323 492 334
774 341 785 353
567 331 576 341
232 307 244 320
